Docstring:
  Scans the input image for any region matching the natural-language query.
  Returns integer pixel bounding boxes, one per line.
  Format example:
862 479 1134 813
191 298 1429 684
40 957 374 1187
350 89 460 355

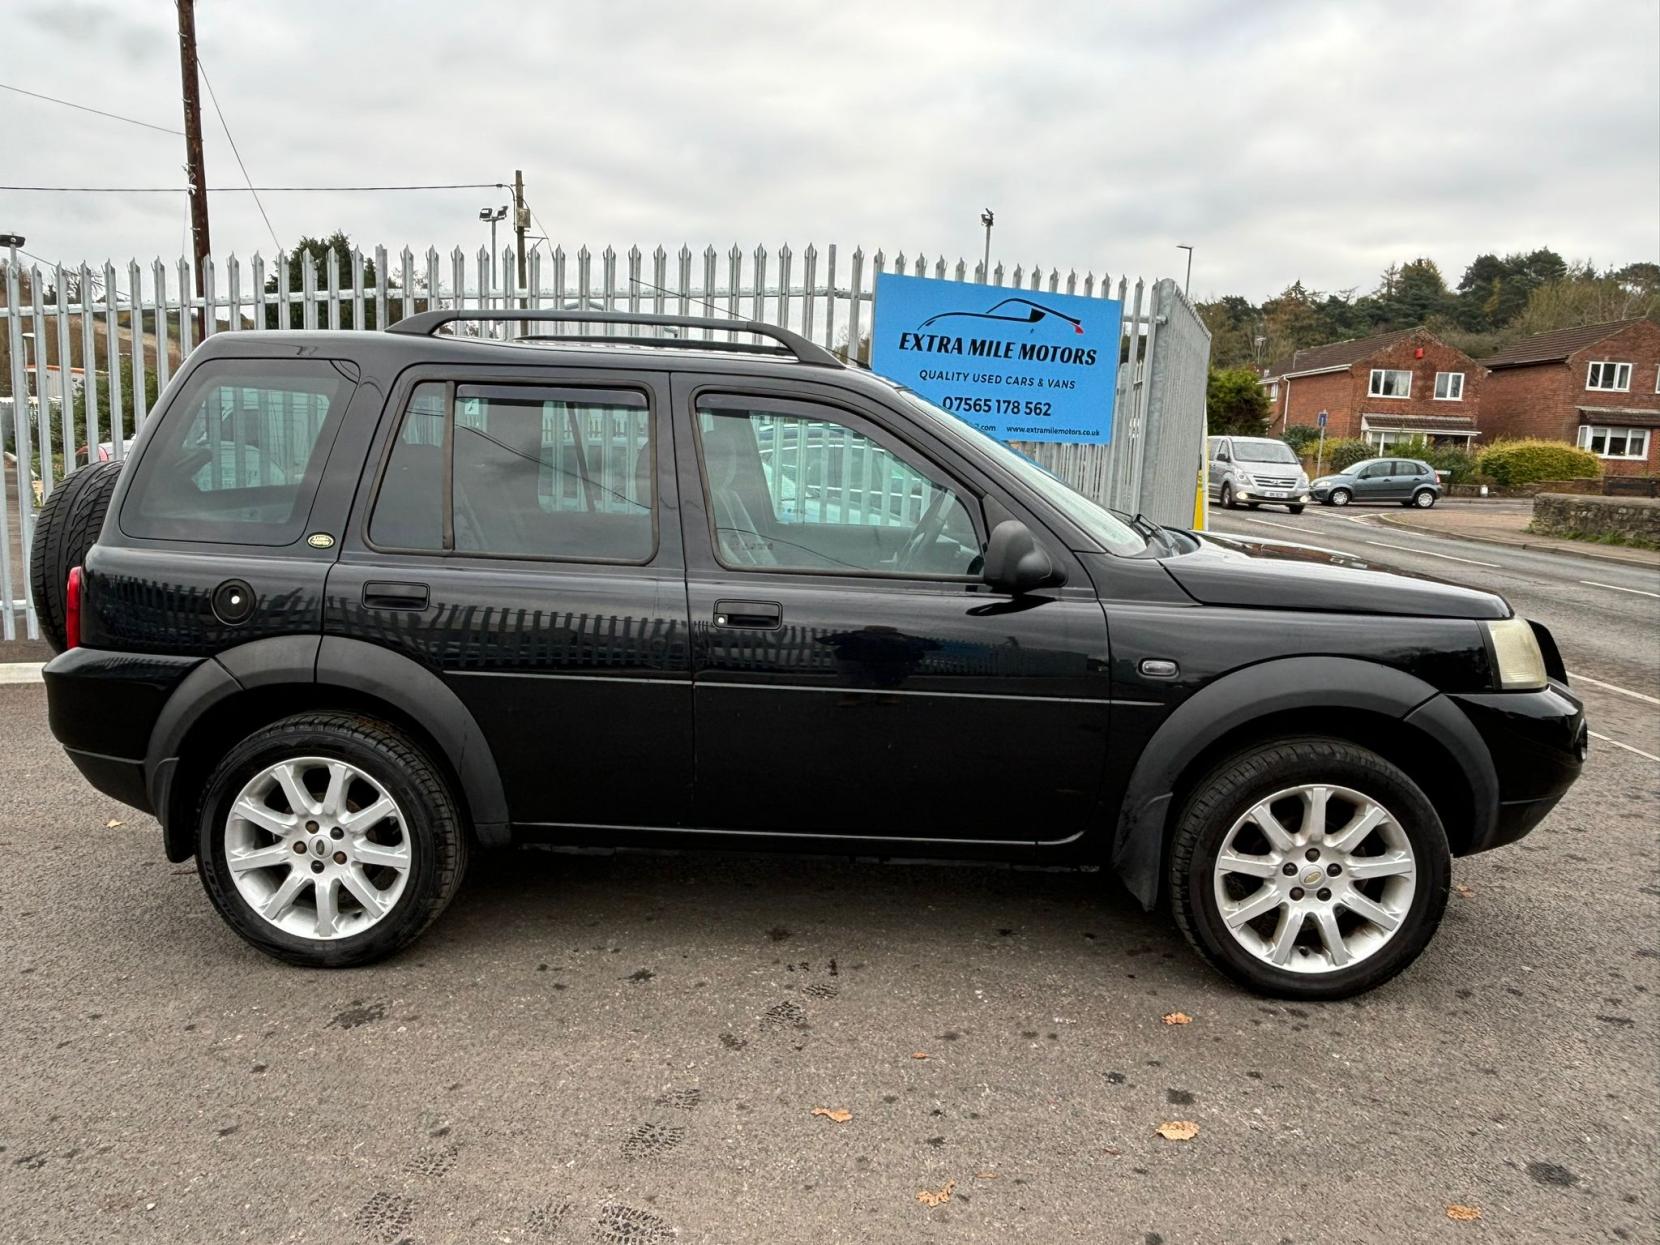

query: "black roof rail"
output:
386 308 842 368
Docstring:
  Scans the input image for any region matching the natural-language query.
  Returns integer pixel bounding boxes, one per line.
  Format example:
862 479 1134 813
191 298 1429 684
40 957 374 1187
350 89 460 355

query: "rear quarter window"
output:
119 359 356 545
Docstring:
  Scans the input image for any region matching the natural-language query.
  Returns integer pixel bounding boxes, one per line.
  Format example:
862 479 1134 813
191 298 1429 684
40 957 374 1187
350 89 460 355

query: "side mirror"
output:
982 519 1057 595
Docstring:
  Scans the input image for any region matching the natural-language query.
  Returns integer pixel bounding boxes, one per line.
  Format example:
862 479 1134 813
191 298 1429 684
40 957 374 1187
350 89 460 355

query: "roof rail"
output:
386 309 842 367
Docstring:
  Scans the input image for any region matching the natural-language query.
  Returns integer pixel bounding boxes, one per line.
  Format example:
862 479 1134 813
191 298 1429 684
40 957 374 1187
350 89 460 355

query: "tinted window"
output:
368 382 653 562
121 359 354 544
697 397 981 576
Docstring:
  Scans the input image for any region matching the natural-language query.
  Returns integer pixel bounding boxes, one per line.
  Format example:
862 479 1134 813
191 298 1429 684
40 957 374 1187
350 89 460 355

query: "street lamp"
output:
980 209 994 281
479 205 508 290
1176 243 1193 296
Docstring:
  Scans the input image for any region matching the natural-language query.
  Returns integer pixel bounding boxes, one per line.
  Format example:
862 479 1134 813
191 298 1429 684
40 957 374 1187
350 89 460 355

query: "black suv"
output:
38 310 1587 998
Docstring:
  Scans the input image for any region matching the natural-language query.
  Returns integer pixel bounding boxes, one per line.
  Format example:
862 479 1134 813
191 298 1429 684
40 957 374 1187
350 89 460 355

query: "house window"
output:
1368 368 1411 398
1433 372 1465 401
1577 425 1650 460
1586 361 1632 392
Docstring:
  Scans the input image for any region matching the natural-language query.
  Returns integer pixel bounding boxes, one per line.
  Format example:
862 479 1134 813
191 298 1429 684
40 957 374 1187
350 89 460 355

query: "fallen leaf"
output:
810 1107 852 1123
1162 1012 1192 1026
975 1171 999 1180
1455 883 1474 899
911 1051 929 1060
1446 1205 1482 1222
1155 1120 1199 1141
916 1179 956 1208
105 819 125 828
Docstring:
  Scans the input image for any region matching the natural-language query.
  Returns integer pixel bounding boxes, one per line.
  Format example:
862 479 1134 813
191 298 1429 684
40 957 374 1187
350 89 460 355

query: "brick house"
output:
1479 318 1660 477
1261 327 1485 451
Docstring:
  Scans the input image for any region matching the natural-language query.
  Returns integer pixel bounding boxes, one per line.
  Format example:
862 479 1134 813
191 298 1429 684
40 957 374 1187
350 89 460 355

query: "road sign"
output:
1317 410 1328 428
870 273 1122 444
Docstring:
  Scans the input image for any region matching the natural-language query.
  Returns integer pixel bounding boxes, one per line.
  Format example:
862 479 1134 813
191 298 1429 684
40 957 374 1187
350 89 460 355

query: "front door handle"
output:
713 599 781 629
362 581 429 610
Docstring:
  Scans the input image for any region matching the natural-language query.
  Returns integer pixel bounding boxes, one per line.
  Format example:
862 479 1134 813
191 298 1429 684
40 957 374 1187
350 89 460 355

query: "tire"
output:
1329 487 1352 507
1288 505 1305 515
196 712 469 968
1168 737 1451 1000
28 460 122 652
1219 483 1237 510
1413 489 1437 509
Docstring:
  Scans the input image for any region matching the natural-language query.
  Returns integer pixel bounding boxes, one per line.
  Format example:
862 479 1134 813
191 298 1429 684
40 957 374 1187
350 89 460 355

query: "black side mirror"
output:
982 519 1057 595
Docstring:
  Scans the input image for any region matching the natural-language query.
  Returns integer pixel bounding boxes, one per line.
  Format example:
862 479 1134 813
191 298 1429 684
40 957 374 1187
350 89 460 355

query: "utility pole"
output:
980 209 994 283
512 171 529 333
176 0 210 342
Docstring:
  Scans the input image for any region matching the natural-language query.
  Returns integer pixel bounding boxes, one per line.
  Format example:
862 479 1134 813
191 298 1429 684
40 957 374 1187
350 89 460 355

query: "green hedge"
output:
1281 425 1321 454
1475 439 1601 487
1317 438 1373 473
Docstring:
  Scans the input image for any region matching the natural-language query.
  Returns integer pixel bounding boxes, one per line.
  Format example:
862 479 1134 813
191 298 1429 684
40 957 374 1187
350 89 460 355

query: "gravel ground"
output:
0 678 1655 1244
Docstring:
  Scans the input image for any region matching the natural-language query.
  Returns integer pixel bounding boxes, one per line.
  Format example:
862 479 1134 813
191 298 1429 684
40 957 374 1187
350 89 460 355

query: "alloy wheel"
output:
1211 783 1417 975
223 755 413 940
1330 488 1351 506
1415 490 1435 508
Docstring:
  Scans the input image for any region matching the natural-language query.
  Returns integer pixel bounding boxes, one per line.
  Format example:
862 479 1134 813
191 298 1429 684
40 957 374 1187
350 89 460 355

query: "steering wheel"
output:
895 493 952 573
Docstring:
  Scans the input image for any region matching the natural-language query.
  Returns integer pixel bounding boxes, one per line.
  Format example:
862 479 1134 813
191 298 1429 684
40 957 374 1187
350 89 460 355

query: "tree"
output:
264 230 378 329
1206 366 1271 436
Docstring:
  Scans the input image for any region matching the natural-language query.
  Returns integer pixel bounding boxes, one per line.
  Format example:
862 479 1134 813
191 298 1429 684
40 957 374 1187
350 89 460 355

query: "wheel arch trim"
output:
1110 655 1498 909
145 635 509 861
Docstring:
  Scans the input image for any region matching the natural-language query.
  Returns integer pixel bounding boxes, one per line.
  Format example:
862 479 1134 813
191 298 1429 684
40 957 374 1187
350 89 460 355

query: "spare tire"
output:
29 460 122 653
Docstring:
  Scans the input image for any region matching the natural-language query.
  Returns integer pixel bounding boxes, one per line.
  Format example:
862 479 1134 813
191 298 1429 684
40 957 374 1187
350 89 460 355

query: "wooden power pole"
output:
176 0 211 341
513 170 528 291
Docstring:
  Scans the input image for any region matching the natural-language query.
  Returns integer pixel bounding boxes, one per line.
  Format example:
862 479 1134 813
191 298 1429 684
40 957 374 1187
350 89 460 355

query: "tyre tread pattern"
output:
196 711 469 968
28 460 123 652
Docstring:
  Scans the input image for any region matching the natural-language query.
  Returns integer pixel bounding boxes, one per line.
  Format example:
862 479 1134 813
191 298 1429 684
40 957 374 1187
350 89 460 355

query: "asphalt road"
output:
1 521 1657 1244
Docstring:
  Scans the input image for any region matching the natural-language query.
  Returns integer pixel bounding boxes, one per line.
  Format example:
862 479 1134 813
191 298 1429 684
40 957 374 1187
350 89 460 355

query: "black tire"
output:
1219 483 1237 510
1287 505 1305 515
196 712 469 968
28 460 122 652
1329 487 1352 507
1412 489 1437 509
1168 738 1451 1000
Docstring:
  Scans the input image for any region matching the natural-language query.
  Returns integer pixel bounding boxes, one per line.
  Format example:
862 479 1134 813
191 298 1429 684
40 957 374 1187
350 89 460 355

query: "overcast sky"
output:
4 0 1657 302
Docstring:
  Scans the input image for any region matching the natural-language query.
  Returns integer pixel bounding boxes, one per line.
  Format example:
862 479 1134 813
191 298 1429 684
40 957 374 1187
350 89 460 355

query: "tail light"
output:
65 566 83 650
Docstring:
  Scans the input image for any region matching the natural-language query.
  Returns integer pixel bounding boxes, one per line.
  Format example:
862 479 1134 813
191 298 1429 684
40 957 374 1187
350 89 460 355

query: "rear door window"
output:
368 381 655 563
120 358 356 544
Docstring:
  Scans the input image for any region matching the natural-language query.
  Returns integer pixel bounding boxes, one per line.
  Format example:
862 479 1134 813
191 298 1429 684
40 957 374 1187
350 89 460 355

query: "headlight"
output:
1297 473 1310 488
1486 617 1547 690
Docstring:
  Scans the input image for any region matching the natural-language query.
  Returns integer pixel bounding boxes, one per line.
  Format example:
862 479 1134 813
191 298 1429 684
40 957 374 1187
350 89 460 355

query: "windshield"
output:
1234 440 1299 464
893 388 1149 556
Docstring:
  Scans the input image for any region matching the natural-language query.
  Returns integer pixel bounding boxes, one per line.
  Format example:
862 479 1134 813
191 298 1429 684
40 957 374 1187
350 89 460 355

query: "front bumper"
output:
1449 680 1587 853
1235 488 1311 504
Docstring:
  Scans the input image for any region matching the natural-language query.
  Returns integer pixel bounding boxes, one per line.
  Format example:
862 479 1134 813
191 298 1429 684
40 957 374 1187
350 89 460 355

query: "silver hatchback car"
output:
1207 435 1310 512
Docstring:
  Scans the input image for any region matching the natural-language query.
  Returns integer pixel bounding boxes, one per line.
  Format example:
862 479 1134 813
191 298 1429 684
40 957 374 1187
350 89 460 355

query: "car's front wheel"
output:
196 713 469 967
1219 482 1237 510
1328 487 1352 507
1168 738 1450 999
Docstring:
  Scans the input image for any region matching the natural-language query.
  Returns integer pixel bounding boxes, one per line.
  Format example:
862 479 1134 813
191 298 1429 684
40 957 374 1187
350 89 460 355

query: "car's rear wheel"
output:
1219 482 1237 510
28 460 122 652
1328 487 1352 507
196 713 468 967
1168 738 1450 999
1412 489 1437 508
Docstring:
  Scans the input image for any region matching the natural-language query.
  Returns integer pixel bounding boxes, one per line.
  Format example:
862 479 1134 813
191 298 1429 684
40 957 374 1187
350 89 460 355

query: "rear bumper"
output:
44 647 203 816
1449 680 1586 853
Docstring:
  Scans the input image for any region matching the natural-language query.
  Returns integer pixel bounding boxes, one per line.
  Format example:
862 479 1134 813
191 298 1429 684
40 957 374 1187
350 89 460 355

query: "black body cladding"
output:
43 319 1585 910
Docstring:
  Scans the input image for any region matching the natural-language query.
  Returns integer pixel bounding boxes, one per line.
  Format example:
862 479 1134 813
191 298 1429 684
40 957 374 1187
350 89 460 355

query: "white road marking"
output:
1222 515 1307 532
1588 730 1660 763
1569 672 1660 706
1361 539 1500 568
0 662 44 684
1579 580 1660 599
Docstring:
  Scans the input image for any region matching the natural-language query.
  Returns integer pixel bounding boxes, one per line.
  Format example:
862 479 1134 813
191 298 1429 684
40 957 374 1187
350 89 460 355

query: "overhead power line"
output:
197 57 280 251
0 183 508 193
0 80 185 136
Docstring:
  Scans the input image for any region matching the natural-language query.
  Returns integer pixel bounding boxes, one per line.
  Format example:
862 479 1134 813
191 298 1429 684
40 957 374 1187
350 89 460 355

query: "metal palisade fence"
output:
0 242 1210 639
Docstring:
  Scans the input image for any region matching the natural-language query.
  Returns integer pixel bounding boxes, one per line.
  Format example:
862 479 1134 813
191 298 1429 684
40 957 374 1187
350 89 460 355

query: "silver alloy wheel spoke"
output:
1211 782 1417 976
224 755 413 942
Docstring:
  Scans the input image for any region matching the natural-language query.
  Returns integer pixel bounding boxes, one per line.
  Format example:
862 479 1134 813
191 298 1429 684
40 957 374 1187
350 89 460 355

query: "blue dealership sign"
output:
871 272 1122 444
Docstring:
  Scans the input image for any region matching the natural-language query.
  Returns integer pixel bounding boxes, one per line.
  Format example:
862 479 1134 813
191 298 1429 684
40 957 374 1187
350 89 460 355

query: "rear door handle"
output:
713 599 781 629
362 581 429 610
